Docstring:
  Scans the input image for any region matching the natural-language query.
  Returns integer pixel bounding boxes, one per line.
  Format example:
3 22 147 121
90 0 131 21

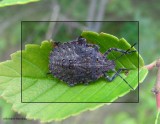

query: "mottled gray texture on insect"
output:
49 36 136 88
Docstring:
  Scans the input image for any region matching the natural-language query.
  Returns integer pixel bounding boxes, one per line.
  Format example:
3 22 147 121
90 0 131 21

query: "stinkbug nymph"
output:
49 36 136 89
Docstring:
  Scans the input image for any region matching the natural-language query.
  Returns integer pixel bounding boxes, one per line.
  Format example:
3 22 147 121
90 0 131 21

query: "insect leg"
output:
104 48 136 57
104 69 126 81
104 69 134 90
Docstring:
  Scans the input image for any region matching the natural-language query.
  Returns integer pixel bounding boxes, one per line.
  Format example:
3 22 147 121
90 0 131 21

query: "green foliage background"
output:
0 0 159 124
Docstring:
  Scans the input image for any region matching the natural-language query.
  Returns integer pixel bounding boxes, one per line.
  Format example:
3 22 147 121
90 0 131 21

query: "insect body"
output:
49 36 136 89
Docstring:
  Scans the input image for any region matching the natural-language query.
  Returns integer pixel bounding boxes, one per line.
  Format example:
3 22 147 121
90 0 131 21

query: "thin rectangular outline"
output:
21 21 139 103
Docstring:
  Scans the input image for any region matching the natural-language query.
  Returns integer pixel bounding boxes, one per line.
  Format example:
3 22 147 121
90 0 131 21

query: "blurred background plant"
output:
0 0 159 124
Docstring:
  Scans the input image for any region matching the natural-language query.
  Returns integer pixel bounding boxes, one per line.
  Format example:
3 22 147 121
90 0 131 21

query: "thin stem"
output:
145 61 156 70
146 59 160 124
155 59 160 111
145 59 160 111
155 111 160 124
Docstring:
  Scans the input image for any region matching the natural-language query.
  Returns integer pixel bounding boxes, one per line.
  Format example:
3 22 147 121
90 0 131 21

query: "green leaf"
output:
0 31 148 122
0 0 40 7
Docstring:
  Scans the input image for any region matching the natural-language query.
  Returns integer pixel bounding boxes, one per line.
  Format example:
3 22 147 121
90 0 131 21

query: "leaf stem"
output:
146 59 160 124
155 59 160 111
146 59 160 110
145 61 156 70
155 111 160 124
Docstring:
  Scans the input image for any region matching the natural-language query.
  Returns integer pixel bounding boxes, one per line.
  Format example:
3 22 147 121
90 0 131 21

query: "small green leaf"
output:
0 0 40 7
0 31 148 122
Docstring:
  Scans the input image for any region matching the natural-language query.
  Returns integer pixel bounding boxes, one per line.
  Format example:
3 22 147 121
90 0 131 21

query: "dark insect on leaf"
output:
49 36 136 89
